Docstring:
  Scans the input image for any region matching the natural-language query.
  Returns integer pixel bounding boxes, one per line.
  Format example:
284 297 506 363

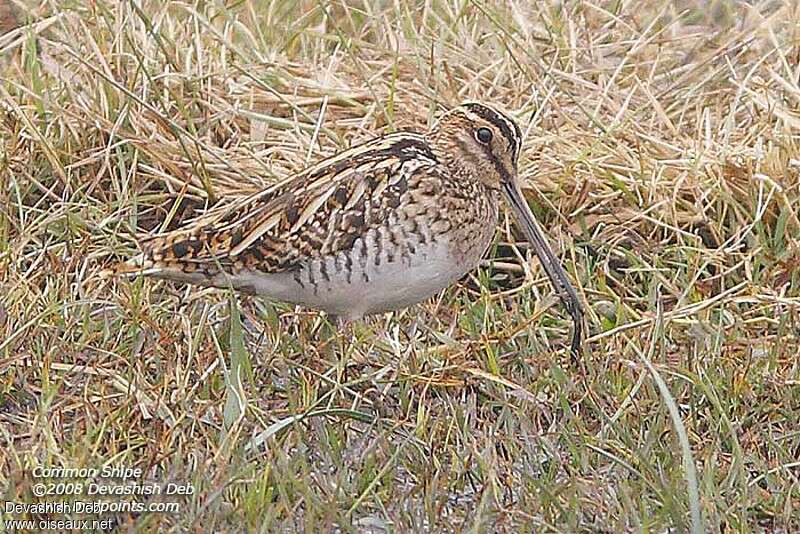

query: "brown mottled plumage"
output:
120 102 584 354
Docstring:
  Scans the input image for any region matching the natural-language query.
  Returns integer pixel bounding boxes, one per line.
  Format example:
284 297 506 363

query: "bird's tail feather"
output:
99 253 160 279
101 249 232 292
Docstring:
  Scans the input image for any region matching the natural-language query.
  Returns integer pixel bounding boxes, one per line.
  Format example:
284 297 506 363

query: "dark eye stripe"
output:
463 102 521 160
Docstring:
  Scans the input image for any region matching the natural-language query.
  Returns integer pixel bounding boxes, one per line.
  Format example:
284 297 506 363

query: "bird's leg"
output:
404 312 422 343
332 314 354 390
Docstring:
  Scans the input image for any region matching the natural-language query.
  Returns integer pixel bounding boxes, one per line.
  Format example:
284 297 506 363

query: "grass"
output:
1 0 799 531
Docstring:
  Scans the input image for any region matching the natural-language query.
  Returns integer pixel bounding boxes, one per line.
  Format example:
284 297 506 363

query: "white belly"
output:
230 238 485 320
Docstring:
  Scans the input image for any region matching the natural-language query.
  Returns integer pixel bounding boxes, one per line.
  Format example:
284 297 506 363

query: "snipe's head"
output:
427 101 522 191
429 101 584 357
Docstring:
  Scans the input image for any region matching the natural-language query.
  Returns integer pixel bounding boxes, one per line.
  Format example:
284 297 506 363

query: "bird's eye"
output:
475 127 493 144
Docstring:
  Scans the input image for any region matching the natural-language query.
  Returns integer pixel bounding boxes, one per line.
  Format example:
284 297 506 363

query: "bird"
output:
118 102 584 355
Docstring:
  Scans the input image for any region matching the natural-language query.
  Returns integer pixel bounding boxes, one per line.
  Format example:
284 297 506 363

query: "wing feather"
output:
130 132 437 279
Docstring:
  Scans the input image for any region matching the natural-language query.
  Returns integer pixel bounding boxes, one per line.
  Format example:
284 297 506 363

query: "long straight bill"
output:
502 181 584 357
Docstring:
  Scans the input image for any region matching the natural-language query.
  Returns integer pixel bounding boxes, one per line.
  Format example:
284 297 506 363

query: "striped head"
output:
427 101 523 191
429 101 584 356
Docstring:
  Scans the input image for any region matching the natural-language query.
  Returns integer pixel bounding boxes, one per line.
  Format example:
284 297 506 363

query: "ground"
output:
1 0 799 531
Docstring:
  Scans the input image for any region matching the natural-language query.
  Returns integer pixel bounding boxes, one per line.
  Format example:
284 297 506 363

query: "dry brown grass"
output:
1 0 799 531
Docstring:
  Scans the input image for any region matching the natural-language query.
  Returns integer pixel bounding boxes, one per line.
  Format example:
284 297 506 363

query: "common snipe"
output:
121 102 584 354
